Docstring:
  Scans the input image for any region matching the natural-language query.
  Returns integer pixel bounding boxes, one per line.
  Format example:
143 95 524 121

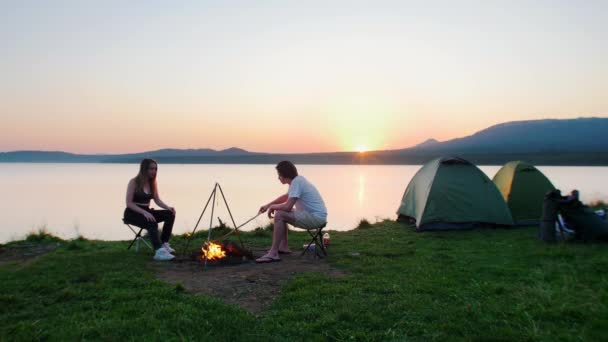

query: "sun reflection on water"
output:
358 173 365 205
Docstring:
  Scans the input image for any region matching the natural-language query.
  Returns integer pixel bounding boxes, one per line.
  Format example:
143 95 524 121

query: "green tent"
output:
493 161 555 225
397 157 514 231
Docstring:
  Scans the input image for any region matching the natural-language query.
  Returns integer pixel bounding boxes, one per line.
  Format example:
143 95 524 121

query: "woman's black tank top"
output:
133 190 154 204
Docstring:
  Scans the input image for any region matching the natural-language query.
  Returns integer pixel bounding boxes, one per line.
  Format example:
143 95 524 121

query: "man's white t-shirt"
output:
287 175 327 221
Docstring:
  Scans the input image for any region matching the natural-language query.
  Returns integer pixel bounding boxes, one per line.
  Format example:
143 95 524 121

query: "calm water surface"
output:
1 163 606 243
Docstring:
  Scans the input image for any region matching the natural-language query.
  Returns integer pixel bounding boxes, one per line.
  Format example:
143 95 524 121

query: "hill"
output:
2 117 607 165
409 117 608 154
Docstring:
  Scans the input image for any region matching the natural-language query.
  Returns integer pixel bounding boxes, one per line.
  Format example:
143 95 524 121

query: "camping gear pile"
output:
396 156 607 242
540 190 608 242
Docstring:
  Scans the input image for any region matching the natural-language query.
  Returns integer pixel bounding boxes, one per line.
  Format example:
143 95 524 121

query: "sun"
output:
324 96 397 153
355 145 368 153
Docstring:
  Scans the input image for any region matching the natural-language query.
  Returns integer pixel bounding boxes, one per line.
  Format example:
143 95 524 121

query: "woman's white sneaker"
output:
154 248 175 261
162 242 175 254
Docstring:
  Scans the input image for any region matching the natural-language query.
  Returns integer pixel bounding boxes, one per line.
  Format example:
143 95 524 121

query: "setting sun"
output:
356 145 368 153
324 96 398 153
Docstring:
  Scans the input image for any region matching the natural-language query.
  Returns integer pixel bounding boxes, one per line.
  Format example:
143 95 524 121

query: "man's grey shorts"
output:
293 210 326 230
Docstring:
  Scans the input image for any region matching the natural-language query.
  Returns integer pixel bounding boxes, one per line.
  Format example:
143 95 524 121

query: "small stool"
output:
123 219 152 252
301 223 327 258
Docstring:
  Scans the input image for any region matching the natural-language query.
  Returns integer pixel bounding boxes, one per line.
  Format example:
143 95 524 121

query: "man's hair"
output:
276 160 298 179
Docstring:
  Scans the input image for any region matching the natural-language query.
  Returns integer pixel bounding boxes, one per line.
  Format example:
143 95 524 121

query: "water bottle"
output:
323 232 330 246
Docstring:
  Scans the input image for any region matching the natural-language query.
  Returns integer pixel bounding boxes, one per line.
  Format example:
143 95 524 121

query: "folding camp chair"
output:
300 223 327 258
123 219 152 252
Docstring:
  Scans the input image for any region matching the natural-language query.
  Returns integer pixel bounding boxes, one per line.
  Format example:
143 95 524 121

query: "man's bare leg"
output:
258 210 294 260
276 211 295 253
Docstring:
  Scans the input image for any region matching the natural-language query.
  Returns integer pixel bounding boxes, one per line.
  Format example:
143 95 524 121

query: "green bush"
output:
356 218 372 229
25 227 62 243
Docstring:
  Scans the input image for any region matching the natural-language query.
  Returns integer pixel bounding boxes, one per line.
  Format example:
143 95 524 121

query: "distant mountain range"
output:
407 117 608 153
2 117 608 165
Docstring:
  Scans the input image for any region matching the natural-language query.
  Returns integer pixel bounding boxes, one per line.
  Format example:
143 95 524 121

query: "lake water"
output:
1 163 606 243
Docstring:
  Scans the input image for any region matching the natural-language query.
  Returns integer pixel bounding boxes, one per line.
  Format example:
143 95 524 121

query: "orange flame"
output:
202 242 226 261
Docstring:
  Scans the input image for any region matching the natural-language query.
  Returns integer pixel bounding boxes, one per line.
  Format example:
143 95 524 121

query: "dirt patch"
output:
150 248 348 314
0 243 59 266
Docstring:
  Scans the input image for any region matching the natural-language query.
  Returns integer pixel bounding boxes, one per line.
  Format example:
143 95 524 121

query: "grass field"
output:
1 221 607 341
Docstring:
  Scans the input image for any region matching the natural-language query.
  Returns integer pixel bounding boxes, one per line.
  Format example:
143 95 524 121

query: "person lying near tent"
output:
255 161 328 263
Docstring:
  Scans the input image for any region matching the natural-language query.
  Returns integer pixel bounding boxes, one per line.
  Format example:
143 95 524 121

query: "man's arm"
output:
259 193 289 214
268 197 297 214
265 197 297 218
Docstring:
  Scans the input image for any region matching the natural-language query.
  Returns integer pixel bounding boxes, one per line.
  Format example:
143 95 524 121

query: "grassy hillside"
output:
1 222 607 340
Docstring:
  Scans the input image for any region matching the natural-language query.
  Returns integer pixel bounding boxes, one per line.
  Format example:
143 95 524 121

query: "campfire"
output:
194 240 253 266
202 242 226 261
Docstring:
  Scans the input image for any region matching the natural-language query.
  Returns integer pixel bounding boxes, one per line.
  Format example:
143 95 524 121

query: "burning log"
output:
221 240 254 260
191 240 253 266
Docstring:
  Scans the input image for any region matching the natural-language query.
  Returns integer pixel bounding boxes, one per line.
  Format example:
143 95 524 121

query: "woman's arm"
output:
153 188 176 215
126 179 156 221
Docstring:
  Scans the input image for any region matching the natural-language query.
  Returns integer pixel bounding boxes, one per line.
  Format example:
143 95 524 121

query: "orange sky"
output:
1 1 607 154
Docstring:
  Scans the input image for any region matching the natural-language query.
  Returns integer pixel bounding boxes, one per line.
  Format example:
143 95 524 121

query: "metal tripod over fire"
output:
183 183 258 268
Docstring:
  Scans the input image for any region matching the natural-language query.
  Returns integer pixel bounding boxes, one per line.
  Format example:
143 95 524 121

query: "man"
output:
256 161 327 263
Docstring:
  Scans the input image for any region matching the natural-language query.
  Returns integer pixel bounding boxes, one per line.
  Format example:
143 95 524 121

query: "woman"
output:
124 158 177 261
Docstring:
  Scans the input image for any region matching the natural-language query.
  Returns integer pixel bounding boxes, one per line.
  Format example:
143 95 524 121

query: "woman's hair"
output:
276 160 298 179
134 158 158 196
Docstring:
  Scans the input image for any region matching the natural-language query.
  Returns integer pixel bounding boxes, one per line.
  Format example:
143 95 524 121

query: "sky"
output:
1 0 607 154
